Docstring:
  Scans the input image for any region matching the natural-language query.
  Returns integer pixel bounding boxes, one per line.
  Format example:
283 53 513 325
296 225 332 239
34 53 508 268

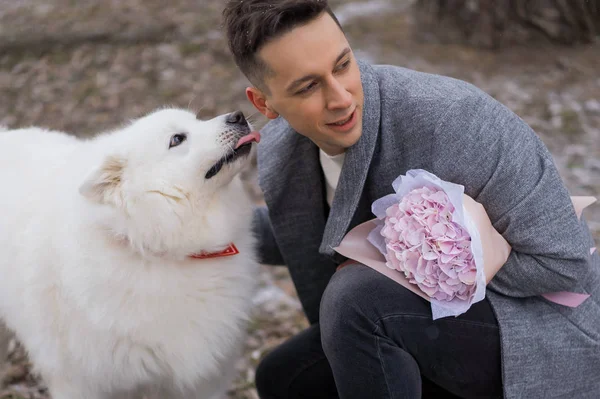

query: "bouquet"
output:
334 169 596 319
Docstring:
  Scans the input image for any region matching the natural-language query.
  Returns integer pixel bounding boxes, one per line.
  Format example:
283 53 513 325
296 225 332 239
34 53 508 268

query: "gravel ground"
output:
0 1 598 398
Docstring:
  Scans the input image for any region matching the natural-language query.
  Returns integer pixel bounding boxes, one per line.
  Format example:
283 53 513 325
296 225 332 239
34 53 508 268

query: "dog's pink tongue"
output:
235 131 261 149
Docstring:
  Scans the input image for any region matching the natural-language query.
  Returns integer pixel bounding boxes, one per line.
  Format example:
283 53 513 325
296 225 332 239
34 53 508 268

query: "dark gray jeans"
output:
256 264 503 399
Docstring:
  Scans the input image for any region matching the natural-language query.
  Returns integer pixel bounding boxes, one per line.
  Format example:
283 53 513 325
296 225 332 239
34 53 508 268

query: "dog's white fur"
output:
0 108 259 399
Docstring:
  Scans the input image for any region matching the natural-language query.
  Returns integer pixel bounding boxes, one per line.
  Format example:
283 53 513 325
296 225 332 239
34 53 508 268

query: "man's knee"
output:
321 263 385 313
319 265 382 349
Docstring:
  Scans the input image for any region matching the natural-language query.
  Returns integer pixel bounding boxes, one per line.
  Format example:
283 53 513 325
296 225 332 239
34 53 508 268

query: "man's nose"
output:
326 79 353 111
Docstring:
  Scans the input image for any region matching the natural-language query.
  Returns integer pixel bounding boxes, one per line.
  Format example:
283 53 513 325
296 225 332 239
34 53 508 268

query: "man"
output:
222 1 600 398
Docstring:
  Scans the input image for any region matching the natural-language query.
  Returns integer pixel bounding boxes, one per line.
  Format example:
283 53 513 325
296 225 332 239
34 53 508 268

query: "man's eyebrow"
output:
285 47 352 93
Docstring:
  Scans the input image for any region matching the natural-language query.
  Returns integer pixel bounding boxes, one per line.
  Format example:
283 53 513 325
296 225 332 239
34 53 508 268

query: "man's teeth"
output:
333 114 351 125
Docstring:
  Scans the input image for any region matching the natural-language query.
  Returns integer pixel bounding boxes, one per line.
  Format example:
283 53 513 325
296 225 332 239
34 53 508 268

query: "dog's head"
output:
79 108 260 259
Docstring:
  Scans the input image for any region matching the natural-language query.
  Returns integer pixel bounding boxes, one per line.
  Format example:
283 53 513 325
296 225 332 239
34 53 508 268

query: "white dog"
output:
0 108 261 399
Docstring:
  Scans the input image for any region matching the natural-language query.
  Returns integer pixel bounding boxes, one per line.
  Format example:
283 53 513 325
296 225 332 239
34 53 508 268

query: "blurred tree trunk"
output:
414 0 600 48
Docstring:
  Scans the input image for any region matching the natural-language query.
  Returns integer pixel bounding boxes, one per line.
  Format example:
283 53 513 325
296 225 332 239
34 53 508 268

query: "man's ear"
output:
79 155 126 206
246 87 279 120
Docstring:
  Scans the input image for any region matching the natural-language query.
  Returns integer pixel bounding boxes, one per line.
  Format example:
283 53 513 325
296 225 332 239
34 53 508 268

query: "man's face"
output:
247 12 364 156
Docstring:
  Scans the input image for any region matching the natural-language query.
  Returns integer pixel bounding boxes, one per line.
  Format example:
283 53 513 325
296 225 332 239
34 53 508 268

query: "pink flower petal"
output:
407 229 427 247
386 204 399 217
458 268 477 285
416 255 427 275
431 223 447 237
439 252 456 264
403 251 419 273
439 241 461 255
385 251 403 271
447 277 462 286
443 225 457 239
432 291 450 301
381 224 399 241
427 191 449 204
420 284 438 297
421 241 438 260
439 262 458 279
438 280 456 296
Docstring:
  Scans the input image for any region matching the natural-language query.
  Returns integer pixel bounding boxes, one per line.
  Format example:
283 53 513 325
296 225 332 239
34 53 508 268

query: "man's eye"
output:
337 59 351 71
297 82 317 95
169 133 187 148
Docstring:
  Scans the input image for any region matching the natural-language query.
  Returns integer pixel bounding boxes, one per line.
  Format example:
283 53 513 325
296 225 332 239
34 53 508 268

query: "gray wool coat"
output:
252 59 600 398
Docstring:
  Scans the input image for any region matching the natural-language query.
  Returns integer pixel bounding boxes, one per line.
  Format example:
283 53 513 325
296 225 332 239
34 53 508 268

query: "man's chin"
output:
327 134 362 154
342 127 363 148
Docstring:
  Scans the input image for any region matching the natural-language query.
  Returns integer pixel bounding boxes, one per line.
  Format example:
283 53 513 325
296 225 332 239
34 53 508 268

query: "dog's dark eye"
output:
169 133 187 149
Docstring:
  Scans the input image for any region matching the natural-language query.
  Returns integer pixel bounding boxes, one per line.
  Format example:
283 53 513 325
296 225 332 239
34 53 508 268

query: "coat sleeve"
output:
431 90 590 298
252 205 286 266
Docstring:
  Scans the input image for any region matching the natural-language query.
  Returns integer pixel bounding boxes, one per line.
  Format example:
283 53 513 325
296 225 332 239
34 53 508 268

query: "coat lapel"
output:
257 118 336 323
319 61 381 256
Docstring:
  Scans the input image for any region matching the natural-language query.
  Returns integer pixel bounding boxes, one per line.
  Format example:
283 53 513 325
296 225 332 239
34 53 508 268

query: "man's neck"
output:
318 144 346 157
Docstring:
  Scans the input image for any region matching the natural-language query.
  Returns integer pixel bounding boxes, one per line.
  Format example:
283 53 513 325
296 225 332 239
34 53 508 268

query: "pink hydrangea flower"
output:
367 169 486 319
379 186 477 302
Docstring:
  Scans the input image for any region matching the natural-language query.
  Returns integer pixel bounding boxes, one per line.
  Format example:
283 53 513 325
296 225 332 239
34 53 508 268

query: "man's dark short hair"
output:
222 0 343 92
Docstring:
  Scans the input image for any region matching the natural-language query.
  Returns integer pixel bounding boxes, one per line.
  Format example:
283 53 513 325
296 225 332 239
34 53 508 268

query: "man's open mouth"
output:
330 113 353 126
205 131 261 180
326 108 357 131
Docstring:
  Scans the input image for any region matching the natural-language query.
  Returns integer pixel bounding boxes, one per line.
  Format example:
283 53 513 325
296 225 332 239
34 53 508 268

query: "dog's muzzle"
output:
205 111 259 180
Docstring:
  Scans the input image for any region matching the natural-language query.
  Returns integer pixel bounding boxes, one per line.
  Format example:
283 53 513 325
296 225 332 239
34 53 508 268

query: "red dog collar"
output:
188 243 239 259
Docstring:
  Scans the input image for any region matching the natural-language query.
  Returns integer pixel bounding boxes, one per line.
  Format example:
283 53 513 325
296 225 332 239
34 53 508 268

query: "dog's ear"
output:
79 155 127 206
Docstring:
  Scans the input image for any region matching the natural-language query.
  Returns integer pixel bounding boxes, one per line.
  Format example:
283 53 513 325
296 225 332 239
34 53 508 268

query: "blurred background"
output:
0 1 598 398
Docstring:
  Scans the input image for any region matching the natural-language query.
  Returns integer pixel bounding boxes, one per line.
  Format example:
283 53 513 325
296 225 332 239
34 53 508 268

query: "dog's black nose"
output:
226 111 247 126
